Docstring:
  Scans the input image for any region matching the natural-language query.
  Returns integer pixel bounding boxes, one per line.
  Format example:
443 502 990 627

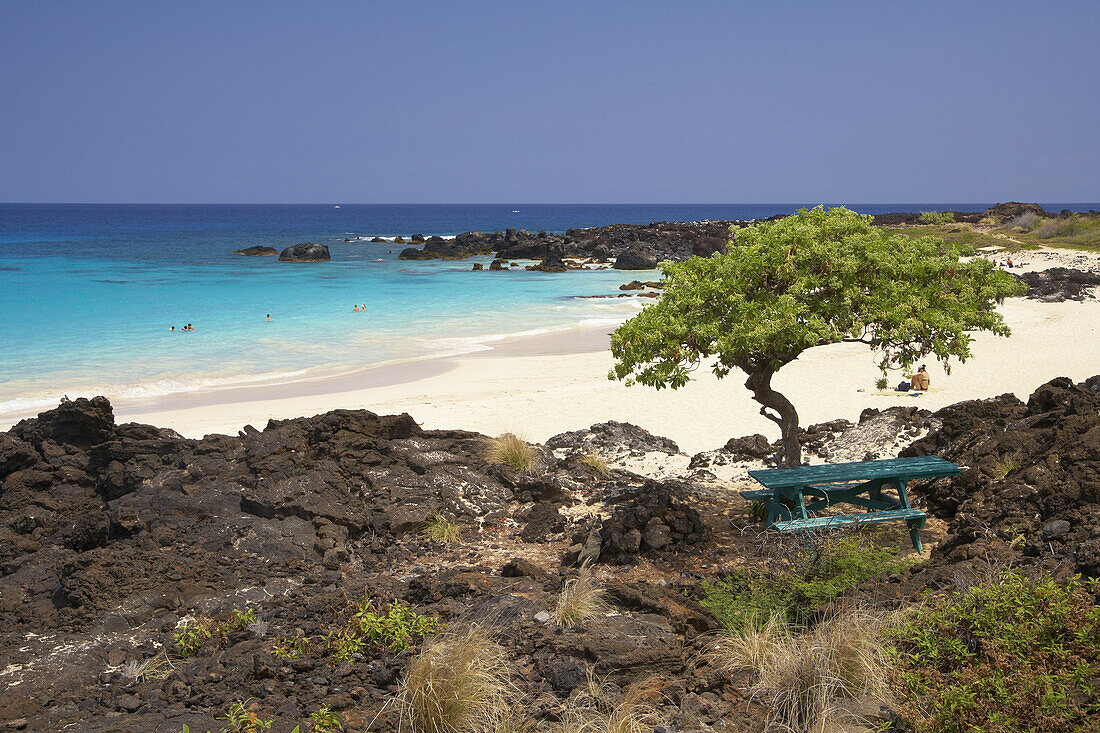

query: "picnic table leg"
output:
896 479 912 509
907 516 926 553
897 479 924 552
795 488 809 520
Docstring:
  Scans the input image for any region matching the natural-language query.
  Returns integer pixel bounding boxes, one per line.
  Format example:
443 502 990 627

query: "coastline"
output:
30 294 1100 456
4 248 1098 454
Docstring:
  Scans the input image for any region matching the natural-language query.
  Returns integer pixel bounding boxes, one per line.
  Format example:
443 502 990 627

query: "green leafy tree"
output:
609 206 1024 466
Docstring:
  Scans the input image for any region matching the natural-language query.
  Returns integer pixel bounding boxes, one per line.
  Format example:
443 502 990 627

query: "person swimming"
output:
170 326 175 331
353 305 359 311
183 323 194 331
266 314 272 321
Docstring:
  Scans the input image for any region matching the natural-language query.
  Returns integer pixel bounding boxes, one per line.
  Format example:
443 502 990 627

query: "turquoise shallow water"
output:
2 203 1096 418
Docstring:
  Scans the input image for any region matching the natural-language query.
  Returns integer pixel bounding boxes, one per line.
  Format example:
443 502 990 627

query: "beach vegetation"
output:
485 433 539 473
308 705 344 732
699 536 912 630
174 617 214 656
919 210 955 224
609 206 1024 465
553 563 610 627
714 610 891 733
887 570 1100 732
423 512 464 543
580 451 610 477
271 634 308 660
560 670 664 733
395 624 514 733
328 599 439 661
1001 211 1041 232
217 699 275 732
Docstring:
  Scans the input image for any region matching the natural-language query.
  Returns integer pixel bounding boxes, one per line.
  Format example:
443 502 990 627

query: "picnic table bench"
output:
741 456 962 552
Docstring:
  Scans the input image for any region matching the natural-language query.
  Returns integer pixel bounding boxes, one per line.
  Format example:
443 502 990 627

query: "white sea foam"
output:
0 366 332 420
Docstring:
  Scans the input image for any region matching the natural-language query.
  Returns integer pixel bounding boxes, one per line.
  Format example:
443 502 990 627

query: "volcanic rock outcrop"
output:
232 245 278 256
278 242 331 262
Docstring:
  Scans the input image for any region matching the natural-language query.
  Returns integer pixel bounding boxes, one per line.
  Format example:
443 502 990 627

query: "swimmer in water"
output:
354 305 359 311
170 326 175 331
266 314 272 321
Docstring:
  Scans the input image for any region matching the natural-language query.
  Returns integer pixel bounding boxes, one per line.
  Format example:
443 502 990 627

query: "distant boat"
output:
512 210 519 213
334 205 341 208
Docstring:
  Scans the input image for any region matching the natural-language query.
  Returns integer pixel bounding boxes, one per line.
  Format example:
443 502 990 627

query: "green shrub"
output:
888 570 1100 732
326 599 439 661
699 537 913 630
353 600 439 651
919 211 955 224
308 704 344 732
1035 217 1085 239
271 634 307 660
174 618 214 656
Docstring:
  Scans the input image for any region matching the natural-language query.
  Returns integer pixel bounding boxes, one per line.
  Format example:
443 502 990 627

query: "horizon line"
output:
3 200 1098 207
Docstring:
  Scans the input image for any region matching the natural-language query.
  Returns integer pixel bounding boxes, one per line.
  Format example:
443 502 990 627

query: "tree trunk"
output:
745 368 801 466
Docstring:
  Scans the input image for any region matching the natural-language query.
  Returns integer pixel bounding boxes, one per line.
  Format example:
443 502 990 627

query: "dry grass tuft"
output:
715 610 890 733
560 670 664 733
423 512 464 544
396 624 514 733
580 452 610 477
710 612 787 675
485 434 538 473
553 564 609 627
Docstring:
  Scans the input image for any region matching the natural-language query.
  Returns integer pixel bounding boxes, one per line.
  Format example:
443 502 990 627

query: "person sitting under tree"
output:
910 365 931 391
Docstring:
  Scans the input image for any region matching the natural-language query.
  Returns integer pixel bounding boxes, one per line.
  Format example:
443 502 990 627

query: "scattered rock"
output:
278 242 330 262
232 246 278 256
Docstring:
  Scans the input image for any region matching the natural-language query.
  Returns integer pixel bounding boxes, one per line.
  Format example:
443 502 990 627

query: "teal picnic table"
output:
741 456 962 552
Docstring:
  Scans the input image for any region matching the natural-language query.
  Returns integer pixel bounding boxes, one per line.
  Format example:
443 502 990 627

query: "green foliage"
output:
326 599 439 661
218 699 274 732
308 705 344 732
919 211 956 224
216 607 256 636
610 206 1023 391
354 600 439 651
699 537 913 630
422 512 464 543
174 618 213 656
174 608 256 657
271 634 308 660
888 570 1100 732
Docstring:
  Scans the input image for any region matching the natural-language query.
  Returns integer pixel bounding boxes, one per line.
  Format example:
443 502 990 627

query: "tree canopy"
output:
609 206 1025 465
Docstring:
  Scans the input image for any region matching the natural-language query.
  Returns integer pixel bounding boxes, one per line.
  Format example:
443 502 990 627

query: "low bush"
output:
1035 217 1086 239
485 433 538 473
1001 211 1041 231
328 599 439 661
919 211 955 224
699 536 913 630
888 570 1100 732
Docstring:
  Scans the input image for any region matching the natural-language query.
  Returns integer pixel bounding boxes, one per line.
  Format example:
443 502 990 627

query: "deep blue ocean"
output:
2 202 1096 421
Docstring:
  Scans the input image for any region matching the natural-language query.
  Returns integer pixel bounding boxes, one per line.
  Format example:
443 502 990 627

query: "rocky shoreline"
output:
2 372 1099 731
391 202 1099 271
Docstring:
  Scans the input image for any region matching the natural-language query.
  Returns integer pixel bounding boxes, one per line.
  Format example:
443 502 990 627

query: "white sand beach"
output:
92 250 1098 455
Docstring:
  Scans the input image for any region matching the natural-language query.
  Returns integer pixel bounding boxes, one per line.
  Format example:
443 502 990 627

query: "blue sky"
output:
1 1 1097 203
